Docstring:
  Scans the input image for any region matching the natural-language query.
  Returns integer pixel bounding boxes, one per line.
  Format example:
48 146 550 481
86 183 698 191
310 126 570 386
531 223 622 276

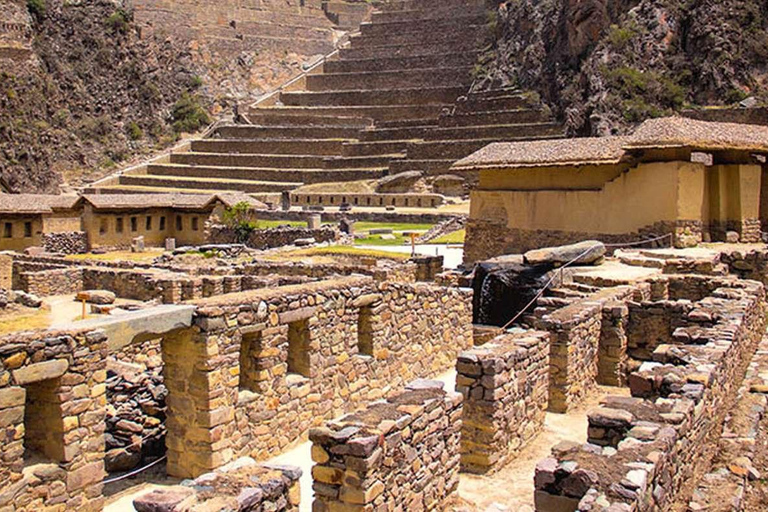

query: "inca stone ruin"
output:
3 0 768 511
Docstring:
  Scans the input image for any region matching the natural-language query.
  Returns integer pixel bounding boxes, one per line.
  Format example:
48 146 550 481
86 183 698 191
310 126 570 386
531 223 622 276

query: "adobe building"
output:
0 194 82 252
81 192 265 250
0 192 265 253
455 117 768 263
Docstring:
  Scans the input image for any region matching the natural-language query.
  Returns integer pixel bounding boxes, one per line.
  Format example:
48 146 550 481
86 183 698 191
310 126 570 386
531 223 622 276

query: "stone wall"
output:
134 458 301 511
207 224 339 249
42 231 88 255
535 301 602 413
456 330 550 473
534 277 767 511
290 191 445 209
256 209 462 225
0 329 108 510
165 277 473 478
17 267 84 296
309 379 462 511
412 255 444 282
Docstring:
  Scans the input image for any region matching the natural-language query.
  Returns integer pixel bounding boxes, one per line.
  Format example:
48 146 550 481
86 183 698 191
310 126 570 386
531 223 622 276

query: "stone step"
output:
379 0 487 12
279 85 467 106
339 38 483 60
340 140 410 157
305 66 472 91
215 124 363 140
207 34 333 56
456 94 534 112
323 153 405 169
359 122 562 142
406 134 562 160
358 13 487 38
146 163 386 184
438 108 551 127
190 139 350 156
214 21 333 40
171 152 328 169
348 26 487 49
325 1 371 14
248 104 446 122
119 174 296 193
375 118 440 129
324 51 479 73
371 4 487 22
244 110 374 127
388 159 456 175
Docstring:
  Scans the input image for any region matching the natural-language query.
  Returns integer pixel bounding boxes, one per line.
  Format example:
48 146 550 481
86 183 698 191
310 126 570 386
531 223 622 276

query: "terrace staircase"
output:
89 0 565 204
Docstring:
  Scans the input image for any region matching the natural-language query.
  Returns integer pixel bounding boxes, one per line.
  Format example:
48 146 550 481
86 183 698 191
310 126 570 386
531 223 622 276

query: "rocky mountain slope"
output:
479 0 768 135
0 0 312 193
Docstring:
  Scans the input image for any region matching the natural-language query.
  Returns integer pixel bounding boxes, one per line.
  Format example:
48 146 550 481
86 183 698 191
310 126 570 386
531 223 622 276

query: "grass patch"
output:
257 220 306 228
432 229 465 244
65 249 164 263
269 245 410 261
354 222 433 232
0 309 50 335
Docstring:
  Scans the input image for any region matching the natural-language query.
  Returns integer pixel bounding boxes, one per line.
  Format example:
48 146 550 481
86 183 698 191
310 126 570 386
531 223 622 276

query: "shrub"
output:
189 75 204 89
170 93 211 133
222 201 259 243
607 24 637 50
27 0 45 18
106 9 130 33
126 121 143 140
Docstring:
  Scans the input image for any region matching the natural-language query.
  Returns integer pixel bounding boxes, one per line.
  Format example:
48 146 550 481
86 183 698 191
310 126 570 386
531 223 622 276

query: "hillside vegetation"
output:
478 0 768 135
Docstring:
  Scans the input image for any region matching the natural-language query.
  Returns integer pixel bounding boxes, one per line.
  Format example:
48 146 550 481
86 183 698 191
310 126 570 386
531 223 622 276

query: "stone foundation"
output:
457 330 549 473
309 379 462 511
207 225 339 249
134 458 301 511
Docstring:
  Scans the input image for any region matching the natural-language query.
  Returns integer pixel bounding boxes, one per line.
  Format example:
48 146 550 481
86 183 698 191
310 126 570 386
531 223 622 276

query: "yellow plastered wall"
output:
83 206 210 249
470 161 709 234
0 215 44 251
707 164 761 223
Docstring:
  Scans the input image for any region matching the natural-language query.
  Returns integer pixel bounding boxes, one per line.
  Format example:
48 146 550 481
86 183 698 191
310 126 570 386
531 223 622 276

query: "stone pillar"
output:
307 214 321 230
162 328 237 479
165 238 176 251
597 301 628 386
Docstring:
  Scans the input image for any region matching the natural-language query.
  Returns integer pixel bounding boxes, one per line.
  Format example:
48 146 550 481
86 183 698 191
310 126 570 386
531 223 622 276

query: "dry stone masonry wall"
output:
309 379 463 512
534 275 767 511
165 277 473 478
457 330 550 474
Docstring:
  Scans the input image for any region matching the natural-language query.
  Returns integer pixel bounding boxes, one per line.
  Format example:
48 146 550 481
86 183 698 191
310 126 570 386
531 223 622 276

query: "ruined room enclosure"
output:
2 244 768 511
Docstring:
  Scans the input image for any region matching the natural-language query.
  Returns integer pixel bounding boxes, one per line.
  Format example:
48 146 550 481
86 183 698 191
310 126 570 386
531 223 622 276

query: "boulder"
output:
294 238 316 247
376 171 423 193
105 448 141 473
76 290 117 305
134 486 195 512
432 174 465 197
15 291 42 308
524 240 606 266
726 231 740 243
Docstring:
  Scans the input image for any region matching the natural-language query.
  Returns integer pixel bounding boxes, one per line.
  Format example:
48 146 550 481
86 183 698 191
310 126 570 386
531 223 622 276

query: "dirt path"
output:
455 386 630 512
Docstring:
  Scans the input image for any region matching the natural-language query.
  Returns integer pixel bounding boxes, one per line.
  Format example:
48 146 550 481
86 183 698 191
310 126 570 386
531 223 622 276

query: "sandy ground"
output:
45 294 143 328
358 243 465 269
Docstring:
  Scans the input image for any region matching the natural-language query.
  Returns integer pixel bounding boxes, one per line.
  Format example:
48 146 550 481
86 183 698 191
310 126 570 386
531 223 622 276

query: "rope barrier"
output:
499 233 674 330
102 455 167 485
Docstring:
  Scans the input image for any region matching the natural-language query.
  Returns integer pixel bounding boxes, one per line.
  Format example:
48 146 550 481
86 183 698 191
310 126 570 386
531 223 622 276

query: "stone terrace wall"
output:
42 231 88 255
0 329 108 511
134 458 301 512
165 277 473 478
534 277 767 511
309 379 462 511
457 330 550 474
207 225 339 250
535 301 602 413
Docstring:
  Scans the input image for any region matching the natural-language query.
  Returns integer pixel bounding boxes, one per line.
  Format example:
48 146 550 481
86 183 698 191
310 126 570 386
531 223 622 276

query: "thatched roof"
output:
453 137 630 170
626 117 768 152
0 195 81 215
82 193 267 211
453 117 768 171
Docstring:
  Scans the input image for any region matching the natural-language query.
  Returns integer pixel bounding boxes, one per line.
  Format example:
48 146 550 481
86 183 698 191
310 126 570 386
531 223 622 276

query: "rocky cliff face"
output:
0 0 311 193
480 0 768 135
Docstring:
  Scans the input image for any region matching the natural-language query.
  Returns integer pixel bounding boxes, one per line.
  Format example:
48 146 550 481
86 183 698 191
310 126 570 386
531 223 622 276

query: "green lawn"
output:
432 229 465 244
